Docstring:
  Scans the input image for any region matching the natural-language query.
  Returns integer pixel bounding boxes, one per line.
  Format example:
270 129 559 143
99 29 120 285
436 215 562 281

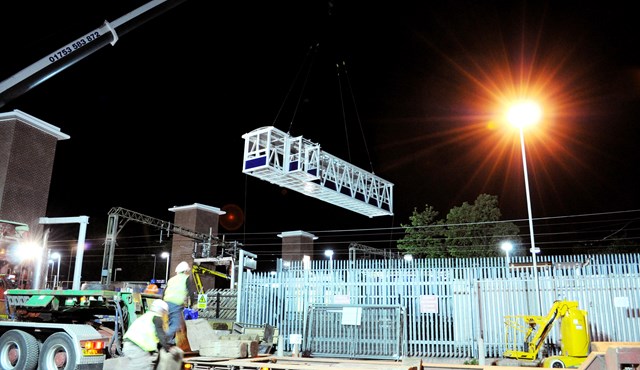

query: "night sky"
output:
2 1 640 280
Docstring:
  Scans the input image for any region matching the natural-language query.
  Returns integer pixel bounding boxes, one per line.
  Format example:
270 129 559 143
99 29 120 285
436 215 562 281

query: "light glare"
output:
15 241 42 263
501 241 513 252
506 101 542 128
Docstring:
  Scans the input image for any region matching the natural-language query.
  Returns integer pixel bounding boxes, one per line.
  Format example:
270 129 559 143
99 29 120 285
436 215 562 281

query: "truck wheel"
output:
0 329 39 370
39 332 77 370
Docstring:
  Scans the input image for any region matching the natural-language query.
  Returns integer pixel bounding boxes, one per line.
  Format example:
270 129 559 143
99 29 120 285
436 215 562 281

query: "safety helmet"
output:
175 261 190 273
150 299 168 314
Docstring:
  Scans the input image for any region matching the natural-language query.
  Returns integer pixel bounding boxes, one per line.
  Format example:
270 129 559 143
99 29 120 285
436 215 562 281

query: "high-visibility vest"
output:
123 311 161 351
163 273 188 305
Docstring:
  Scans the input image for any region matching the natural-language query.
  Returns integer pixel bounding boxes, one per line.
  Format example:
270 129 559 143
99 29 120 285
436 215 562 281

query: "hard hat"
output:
150 299 168 314
175 261 190 273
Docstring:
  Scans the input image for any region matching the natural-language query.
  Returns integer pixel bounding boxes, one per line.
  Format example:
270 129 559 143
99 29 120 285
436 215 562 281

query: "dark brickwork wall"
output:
170 206 220 290
282 234 315 262
0 123 15 199
0 119 57 236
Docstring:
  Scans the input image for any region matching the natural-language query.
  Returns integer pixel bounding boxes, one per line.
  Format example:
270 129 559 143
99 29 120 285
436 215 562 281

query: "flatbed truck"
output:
0 288 159 370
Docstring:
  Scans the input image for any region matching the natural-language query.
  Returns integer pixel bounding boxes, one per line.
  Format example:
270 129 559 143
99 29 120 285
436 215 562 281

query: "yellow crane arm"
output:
504 300 583 361
192 265 229 295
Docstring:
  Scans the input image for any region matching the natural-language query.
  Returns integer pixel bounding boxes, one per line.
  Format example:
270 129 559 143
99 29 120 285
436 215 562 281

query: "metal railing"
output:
236 253 640 359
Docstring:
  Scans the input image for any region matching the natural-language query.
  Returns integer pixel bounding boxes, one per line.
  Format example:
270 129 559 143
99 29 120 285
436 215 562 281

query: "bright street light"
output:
403 254 414 262
500 241 513 275
324 249 334 265
51 252 61 288
507 99 542 315
161 252 170 283
15 241 41 264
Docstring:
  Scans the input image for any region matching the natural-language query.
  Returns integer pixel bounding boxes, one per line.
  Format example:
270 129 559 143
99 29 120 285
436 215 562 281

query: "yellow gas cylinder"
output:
560 307 590 357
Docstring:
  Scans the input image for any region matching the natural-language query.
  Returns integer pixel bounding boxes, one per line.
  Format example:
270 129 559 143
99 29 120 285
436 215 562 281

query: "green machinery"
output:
0 287 161 369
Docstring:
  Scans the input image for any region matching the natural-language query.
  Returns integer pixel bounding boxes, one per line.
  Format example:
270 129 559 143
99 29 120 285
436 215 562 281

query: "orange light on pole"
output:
506 100 543 315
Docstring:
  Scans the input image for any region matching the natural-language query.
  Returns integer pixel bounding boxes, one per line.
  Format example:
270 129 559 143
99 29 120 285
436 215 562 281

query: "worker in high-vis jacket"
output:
122 299 171 369
163 261 197 345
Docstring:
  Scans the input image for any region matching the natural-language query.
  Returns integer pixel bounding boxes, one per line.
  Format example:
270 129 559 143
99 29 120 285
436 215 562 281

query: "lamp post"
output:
114 267 122 282
507 100 542 315
151 254 157 281
161 252 170 283
67 245 74 289
51 252 61 288
47 259 54 288
324 249 334 298
500 241 513 276
324 249 334 267
403 254 414 262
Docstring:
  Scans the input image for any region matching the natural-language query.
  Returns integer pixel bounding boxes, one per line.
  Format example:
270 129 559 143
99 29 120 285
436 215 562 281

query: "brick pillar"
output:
0 110 69 234
167 203 224 277
278 230 317 263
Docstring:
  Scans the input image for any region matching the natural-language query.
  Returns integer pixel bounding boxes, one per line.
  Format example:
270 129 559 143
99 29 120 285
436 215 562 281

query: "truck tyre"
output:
0 329 40 370
38 332 77 370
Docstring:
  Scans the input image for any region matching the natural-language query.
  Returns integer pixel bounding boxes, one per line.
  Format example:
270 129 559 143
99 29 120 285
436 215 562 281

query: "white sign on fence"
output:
342 307 362 325
420 294 438 313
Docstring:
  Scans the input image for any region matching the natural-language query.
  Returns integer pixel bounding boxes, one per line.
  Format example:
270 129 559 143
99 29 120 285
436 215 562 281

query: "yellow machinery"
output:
192 264 230 295
503 300 590 368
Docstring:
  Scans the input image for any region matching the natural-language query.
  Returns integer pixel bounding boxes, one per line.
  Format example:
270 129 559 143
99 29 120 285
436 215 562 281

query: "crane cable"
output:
271 43 320 135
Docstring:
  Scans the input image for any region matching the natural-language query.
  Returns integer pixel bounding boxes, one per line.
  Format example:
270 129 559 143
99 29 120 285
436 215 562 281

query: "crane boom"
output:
0 0 188 108
503 300 590 367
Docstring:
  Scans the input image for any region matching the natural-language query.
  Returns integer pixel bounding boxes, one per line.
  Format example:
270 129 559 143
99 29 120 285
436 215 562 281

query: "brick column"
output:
0 110 69 234
0 110 69 276
167 203 224 275
278 230 317 263
169 203 226 292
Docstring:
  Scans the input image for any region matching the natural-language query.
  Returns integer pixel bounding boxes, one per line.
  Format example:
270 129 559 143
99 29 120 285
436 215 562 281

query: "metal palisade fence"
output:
236 253 640 360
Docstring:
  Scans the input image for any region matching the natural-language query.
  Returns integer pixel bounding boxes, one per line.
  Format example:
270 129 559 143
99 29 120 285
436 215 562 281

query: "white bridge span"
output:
242 126 393 218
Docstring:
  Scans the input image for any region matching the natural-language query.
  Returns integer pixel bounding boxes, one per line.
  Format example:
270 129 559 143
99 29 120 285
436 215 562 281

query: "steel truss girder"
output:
242 126 394 218
101 207 227 285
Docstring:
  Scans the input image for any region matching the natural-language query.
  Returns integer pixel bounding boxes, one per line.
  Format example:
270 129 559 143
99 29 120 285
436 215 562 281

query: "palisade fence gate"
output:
235 253 640 360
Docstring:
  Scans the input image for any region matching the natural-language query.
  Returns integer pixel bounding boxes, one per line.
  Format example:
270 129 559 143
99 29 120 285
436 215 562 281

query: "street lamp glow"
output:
15 241 41 263
51 252 61 288
161 252 170 283
501 241 513 272
324 249 334 270
500 241 513 253
324 249 334 260
506 100 541 128
507 99 542 315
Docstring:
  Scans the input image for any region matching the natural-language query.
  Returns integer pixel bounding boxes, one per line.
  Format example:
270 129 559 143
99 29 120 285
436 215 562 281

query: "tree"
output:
397 194 520 258
397 205 447 258
444 194 520 258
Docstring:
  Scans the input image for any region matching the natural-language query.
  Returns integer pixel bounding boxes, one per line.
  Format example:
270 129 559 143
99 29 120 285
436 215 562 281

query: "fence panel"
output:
239 253 640 359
